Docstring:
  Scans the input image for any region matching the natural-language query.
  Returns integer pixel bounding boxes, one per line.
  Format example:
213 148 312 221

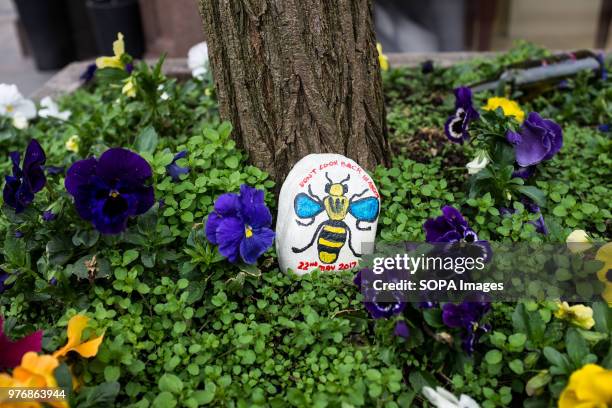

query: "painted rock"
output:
276 154 380 275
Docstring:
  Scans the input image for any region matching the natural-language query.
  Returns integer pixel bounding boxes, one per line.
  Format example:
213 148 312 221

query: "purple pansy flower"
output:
14 231 23 238
166 150 189 182
595 52 608 81
506 112 563 167
500 198 547 235
421 60 434 74
522 199 547 235
365 298 406 319
42 210 56 222
44 165 65 175
512 166 536 180
80 63 97 83
442 298 491 354
65 148 155 234
598 124 610 133
354 269 407 319
0 271 12 294
423 206 491 261
125 62 134 74
2 139 46 213
205 184 275 264
0 315 43 369
394 321 410 339
444 87 479 143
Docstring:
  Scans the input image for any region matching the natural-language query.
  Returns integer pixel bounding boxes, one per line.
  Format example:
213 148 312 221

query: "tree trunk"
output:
198 0 390 184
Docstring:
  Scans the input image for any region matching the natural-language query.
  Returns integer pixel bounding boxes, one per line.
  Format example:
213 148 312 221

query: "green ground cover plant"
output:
0 40 610 407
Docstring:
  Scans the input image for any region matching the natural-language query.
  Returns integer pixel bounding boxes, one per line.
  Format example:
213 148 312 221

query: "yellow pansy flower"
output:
0 352 68 408
483 97 525 122
376 43 389 71
554 301 595 330
122 76 137 98
0 373 43 408
65 135 80 153
595 243 612 305
559 364 612 408
96 32 125 69
595 242 612 281
13 352 60 388
53 315 104 359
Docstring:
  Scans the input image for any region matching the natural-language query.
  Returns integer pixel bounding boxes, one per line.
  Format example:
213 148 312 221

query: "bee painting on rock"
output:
292 173 380 264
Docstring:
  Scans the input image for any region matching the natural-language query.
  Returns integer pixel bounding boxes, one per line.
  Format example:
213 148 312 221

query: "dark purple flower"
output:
49 277 58 286
557 79 571 90
42 210 56 222
125 63 134 74
80 63 97 83
44 166 65 175
421 60 434 74
595 52 608 81
394 321 410 339
166 150 189 182
206 184 275 264
354 269 407 319
442 299 491 354
65 148 155 234
512 166 536 180
518 198 547 234
0 271 13 294
365 299 406 319
444 87 479 143
0 315 43 369
506 112 563 167
598 124 610 133
500 198 548 235
424 206 477 244
2 139 46 213
14 231 23 238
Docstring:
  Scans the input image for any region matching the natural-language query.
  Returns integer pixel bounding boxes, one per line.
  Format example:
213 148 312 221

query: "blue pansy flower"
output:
166 150 189 182
444 87 479 143
65 148 155 234
205 184 275 264
2 139 46 213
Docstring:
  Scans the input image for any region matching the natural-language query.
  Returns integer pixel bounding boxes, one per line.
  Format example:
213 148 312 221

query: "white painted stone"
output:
276 153 380 275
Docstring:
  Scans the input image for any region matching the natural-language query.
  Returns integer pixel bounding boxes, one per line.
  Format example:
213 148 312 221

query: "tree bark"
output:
198 0 390 184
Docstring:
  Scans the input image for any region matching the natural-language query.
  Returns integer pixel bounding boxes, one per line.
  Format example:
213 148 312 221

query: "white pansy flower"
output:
0 83 36 121
12 114 29 129
566 229 592 254
188 42 209 80
422 386 480 408
466 152 490 175
38 96 71 121
160 92 169 101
